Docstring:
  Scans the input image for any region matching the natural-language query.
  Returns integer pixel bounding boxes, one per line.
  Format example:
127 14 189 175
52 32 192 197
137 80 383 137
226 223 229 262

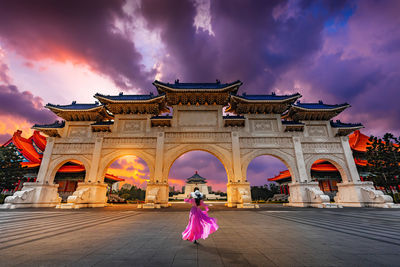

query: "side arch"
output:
305 154 351 183
163 144 234 183
97 149 155 183
241 148 299 183
47 155 91 184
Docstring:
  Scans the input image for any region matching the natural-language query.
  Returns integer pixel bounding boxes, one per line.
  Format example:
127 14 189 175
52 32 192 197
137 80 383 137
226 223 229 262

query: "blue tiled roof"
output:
154 80 242 89
236 93 301 101
293 101 349 110
223 115 245 119
281 120 304 125
330 120 363 128
95 93 160 101
151 115 172 119
187 171 206 181
33 121 65 128
91 121 114 126
46 102 101 110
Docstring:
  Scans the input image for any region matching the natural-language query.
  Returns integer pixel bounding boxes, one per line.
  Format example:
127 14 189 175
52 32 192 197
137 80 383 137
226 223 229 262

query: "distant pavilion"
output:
171 171 226 200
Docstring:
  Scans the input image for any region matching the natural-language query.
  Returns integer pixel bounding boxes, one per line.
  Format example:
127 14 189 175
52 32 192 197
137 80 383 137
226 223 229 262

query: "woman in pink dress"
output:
182 188 219 244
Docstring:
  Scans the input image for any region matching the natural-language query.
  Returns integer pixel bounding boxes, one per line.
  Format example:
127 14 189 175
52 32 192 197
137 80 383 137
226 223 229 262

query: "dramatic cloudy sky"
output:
1 0 399 190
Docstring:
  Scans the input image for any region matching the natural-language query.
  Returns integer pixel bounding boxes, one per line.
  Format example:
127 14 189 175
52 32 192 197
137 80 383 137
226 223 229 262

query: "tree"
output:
117 185 146 201
365 133 400 193
250 183 279 200
0 145 26 191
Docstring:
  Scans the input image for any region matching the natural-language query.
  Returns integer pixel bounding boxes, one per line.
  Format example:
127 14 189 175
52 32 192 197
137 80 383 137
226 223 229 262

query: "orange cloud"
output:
0 115 34 142
107 156 150 189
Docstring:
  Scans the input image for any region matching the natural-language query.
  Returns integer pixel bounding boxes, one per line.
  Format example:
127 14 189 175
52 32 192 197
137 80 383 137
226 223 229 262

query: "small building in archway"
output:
171 171 226 200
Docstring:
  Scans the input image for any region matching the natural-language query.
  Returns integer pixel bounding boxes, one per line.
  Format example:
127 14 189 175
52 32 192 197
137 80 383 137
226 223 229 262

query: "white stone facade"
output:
2 97 396 210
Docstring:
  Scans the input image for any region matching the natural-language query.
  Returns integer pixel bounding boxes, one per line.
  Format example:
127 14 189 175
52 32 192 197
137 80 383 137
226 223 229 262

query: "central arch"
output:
163 144 234 183
167 150 228 201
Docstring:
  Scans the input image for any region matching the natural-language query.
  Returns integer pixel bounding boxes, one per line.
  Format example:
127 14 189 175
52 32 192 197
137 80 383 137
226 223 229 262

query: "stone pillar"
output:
1 137 61 209
226 132 254 208
287 137 333 208
144 132 169 208
340 136 360 182
231 132 242 183
154 132 165 183
292 137 308 183
36 137 56 183
334 136 398 208
89 137 103 183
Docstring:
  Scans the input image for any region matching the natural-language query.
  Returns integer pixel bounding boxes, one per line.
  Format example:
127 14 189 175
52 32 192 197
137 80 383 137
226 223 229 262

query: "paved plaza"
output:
1 204 400 267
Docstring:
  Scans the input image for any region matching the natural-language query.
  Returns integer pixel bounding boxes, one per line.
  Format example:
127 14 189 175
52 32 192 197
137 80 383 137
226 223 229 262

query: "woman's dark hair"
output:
193 187 202 206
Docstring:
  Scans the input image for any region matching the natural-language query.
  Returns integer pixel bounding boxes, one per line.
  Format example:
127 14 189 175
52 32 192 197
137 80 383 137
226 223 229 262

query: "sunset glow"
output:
1 0 400 190
107 156 150 189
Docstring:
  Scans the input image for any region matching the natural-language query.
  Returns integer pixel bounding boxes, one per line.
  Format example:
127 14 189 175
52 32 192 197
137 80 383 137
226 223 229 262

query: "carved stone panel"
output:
308 126 328 137
53 143 94 154
120 120 145 132
103 137 156 148
68 126 88 138
165 132 231 143
240 137 293 148
178 111 217 127
302 143 343 154
250 119 277 132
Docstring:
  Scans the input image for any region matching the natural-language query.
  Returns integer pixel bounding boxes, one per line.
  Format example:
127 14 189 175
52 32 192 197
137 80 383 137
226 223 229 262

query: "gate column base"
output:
0 182 61 209
287 182 336 208
57 182 108 209
335 181 400 208
227 182 257 208
144 183 169 208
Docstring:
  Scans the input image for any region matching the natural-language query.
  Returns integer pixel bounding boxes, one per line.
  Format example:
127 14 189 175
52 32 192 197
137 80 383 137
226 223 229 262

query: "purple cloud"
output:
0 61 11 84
0 0 154 91
0 133 12 144
0 84 57 124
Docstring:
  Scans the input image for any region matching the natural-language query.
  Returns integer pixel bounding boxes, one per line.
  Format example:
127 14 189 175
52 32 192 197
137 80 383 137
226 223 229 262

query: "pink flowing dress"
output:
182 198 219 242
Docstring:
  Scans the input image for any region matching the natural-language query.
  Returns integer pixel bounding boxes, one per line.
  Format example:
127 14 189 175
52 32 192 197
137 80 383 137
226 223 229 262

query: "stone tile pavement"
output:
1 204 400 266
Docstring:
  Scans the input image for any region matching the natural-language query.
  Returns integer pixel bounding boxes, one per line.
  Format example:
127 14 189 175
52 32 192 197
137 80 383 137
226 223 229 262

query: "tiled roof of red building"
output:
4 130 42 163
349 130 370 152
32 131 46 151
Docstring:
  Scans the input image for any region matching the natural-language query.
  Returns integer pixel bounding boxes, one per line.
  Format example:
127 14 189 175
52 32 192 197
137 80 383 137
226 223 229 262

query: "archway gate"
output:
3 80 396 208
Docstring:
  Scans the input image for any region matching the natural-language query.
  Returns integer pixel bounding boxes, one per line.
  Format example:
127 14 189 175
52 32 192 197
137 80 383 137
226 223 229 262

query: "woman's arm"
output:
200 200 209 211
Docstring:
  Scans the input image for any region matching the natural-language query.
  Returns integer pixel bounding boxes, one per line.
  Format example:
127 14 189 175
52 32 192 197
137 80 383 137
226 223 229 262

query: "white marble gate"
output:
2 80 396 208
